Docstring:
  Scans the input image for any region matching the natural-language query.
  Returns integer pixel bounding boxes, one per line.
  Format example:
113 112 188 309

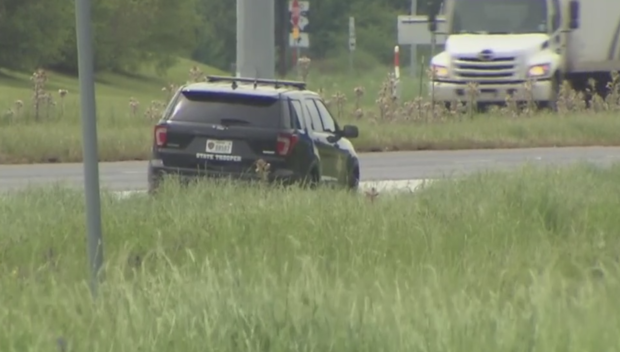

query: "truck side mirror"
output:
568 0 579 29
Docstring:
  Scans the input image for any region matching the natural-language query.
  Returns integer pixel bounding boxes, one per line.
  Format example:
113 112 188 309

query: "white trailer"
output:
428 0 620 107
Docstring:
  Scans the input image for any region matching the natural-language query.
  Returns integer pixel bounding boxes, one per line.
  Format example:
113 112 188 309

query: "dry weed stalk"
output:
4 70 68 122
604 71 620 109
297 56 311 81
2 108 14 120
365 187 379 202
162 83 179 102
129 97 140 117
9 64 620 127
556 80 586 114
332 92 347 119
353 86 364 110
374 71 620 121
58 89 68 117
317 88 330 107
465 82 480 118
587 78 605 112
144 100 166 120
13 100 23 118
30 69 56 120
189 66 205 83
254 159 271 182
31 69 47 121
522 79 537 115
403 98 426 121
354 108 364 119
375 73 400 120
503 93 519 118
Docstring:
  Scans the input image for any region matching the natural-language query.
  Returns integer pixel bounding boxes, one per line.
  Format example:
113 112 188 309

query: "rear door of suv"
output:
153 89 292 176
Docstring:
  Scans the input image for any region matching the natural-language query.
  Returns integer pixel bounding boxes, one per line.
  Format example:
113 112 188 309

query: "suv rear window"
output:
167 91 282 128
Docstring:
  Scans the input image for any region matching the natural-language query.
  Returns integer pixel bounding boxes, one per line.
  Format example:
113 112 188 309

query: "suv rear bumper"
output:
148 160 303 190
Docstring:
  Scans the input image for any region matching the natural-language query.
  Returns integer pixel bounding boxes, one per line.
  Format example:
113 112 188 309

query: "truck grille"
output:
453 56 517 82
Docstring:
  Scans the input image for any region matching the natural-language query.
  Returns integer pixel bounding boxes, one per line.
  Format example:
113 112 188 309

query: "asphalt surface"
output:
1 147 620 192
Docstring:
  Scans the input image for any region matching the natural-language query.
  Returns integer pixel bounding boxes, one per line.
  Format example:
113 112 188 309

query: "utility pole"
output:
428 0 440 110
74 0 104 297
236 0 276 78
410 0 417 76
278 0 288 76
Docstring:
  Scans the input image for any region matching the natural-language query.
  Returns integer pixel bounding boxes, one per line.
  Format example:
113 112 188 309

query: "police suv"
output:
148 75 361 192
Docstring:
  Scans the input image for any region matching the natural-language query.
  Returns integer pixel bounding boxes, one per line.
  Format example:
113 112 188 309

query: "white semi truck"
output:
428 0 620 107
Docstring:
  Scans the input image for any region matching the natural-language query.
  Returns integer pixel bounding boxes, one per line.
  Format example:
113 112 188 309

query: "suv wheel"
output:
147 168 161 195
348 167 360 191
301 168 320 189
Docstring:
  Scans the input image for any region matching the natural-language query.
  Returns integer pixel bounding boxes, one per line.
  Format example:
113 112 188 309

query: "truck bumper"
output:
429 79 553 103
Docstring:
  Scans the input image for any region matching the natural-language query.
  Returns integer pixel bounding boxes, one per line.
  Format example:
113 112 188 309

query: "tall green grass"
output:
1 164 619 350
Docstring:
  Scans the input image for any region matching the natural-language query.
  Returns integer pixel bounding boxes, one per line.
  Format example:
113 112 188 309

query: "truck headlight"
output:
431 65 448 79
527 64 550 78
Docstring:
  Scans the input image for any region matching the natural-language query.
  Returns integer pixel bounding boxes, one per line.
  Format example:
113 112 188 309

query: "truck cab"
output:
429 0 581 108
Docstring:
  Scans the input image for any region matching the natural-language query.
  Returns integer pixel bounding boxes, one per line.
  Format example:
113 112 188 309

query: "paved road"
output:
1 147 620 191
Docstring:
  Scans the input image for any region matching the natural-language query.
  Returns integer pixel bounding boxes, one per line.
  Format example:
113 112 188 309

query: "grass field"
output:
2 59 620 164
1 165 620 350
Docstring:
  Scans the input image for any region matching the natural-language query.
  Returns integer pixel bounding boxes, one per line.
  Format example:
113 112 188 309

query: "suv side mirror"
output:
341 125 359 138
568 0 579 29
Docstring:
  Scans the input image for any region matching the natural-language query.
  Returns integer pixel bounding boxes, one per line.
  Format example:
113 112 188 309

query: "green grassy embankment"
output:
1 61 620 164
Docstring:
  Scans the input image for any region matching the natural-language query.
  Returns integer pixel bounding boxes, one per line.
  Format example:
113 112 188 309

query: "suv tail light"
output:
276 133 299 156
154 125 167 147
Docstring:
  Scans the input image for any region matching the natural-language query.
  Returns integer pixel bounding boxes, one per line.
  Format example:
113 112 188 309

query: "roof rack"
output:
206 75 307 90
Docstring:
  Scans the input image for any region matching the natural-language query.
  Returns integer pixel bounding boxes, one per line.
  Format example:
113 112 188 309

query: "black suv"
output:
148 75 360 192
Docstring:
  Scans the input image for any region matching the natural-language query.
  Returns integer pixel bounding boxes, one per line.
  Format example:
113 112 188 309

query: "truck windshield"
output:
450 0 547 34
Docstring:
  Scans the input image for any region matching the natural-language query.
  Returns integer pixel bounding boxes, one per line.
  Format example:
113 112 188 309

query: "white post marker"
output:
393 45 401 101
348 16 356 72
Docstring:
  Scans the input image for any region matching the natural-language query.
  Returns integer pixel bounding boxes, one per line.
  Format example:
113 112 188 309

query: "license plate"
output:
206 139 232 154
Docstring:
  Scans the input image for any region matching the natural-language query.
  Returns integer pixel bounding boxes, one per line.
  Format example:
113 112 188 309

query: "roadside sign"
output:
289 33 310 47
288 0 309 13
295 16 309 30
289 0 310 48
397 15 447 45
291 0 300 28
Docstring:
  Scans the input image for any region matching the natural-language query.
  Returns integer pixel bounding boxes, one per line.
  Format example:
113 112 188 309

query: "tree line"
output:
0 0 437 75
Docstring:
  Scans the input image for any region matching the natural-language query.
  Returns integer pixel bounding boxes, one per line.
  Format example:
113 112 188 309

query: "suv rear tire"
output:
301 168 320 189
